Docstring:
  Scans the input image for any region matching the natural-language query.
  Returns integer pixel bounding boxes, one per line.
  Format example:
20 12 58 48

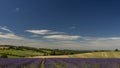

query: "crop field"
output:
0 50 44 57
31 52 120 58
69 52 120 58
0 58 120 68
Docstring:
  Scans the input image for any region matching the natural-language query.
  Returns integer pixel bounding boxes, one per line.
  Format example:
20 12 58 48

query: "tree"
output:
44 52 48 56
115 49 119 51
50 50 56 55
1 54 8 58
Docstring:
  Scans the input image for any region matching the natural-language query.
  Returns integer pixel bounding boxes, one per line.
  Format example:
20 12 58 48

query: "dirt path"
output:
30 55 70 58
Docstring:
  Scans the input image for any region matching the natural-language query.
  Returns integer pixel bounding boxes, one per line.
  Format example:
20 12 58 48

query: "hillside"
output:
69 52 120 58
0 45 97 58
0 45 119 58
0 50 44 58
31 52 120 58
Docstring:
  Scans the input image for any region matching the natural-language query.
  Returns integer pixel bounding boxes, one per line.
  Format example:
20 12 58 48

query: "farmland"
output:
0 45 99 58
0 45 119 58
69 52 120 58
0 45 120 68
32 52 120 58
0 50 44 58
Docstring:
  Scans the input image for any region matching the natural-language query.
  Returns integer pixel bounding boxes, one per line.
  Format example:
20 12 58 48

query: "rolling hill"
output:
31 52 120 58
0 45 119 58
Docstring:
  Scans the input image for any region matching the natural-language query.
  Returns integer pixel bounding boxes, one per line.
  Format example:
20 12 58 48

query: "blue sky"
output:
0 0 120 50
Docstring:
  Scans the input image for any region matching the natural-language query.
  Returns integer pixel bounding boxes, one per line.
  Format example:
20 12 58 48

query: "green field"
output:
0 49 44 58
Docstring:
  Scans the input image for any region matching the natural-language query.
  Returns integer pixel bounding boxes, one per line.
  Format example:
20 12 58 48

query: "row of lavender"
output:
44 58 120 68
0 58 120 68
0 58 42 68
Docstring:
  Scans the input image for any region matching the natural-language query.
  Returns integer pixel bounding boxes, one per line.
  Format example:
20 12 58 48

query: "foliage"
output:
1 54 8 58
115 49 119 51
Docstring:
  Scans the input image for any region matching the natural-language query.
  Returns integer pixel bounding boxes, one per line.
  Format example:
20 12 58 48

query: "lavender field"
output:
0 58 120 68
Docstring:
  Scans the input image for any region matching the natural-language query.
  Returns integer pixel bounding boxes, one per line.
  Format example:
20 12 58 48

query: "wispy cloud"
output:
12 8 20 12
69 26 76 29
30 35 39 37
25 30 65 35
1 26 120 50
43 35 80 40
96 37 120 40
0 33 24 40
15 8 20 11
0 26 13 33
83 37 120 41
0 26 24 40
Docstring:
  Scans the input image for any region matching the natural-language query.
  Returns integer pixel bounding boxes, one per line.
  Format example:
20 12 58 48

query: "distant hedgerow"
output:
1 54 8 58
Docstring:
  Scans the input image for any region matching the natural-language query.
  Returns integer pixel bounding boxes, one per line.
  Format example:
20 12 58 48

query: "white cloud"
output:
0 26 24 40
25 30 65 35
79 36 120 41
96 37 120 40
72 37 120 50
1 26 120 50
0 26 13 33
43 35 80 40
0 33 24 40
84 39 120 50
